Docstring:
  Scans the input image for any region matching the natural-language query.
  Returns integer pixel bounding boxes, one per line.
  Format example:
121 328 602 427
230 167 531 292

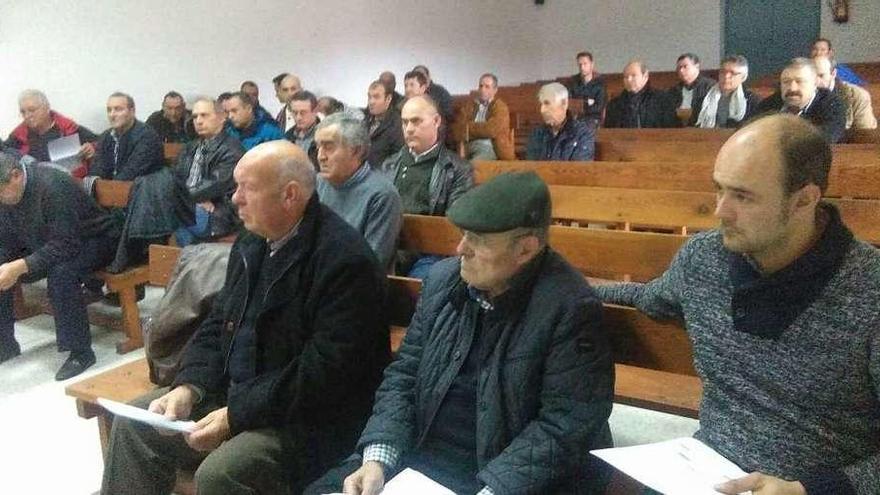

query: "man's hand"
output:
715 472 806 495
198 201 215 213
78 143 96 160
342 461 386 495
0 259 28 291
148 385 198 435
185 406 231 452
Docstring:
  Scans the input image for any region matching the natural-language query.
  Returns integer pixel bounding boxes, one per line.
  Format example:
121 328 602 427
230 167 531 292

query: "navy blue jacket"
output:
526 115 595 161
755 88 847 143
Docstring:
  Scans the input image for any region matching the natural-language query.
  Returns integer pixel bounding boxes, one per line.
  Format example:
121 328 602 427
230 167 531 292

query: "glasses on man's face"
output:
459 229 531 249
719 69 744 78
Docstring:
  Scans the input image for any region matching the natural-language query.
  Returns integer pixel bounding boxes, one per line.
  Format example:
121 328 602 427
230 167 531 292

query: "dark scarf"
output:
728 203 854 339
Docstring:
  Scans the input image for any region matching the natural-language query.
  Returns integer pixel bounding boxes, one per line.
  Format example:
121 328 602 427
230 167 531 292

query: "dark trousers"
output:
101 387 289 495
0 235 117 355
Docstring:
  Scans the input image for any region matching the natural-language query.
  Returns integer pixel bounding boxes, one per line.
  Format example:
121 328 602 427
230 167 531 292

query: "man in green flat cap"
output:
306 171 614 495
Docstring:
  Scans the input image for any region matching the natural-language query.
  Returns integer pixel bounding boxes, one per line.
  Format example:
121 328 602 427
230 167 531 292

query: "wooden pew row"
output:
163 142 182 164
594 141 879 164
472 159 880 199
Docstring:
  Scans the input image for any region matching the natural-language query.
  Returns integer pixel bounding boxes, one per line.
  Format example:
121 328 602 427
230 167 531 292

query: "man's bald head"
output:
812 56 836 89
277 74 303 105
232 141 316 240
713 114 830 272
400 95 441 154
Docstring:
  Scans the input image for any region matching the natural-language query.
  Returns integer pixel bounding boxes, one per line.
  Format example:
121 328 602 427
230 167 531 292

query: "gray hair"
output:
191 96 224 114
721 54 750 80
0 152 23 183
537 82 568 103
19 89 50 108
277 150 316 199
315 110 371 160
786 57 818 76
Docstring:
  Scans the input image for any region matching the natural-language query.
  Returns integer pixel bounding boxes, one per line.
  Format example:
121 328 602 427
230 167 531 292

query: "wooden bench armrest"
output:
613 364 701 418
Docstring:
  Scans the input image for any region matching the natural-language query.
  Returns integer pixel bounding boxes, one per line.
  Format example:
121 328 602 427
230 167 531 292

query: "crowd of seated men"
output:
0 35 877 495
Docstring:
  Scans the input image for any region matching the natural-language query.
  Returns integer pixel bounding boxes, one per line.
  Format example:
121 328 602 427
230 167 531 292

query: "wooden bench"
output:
473 159 880 199
163 142 182 165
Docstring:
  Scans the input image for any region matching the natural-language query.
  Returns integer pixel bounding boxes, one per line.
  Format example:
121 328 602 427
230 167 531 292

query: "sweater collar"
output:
727 203 854 339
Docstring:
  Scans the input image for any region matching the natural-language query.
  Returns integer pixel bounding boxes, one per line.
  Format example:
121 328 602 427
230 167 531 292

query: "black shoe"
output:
0 341 21 364
55 352 96 381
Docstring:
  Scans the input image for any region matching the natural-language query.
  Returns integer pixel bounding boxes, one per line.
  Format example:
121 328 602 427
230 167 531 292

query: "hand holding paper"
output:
98 398 196 433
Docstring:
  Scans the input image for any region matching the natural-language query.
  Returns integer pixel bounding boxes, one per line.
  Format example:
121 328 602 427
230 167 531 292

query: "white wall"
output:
535 0 722 79
4 0 872 137
820 0 880 64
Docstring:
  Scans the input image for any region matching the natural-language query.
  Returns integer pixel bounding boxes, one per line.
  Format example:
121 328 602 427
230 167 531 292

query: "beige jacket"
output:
839 81 877 129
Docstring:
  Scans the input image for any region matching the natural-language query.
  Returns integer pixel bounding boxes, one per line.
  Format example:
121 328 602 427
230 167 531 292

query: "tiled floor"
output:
0 284 697 495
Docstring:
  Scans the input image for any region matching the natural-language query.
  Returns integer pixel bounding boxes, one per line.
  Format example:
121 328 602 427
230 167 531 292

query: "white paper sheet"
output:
591 437 749 495
320 467 454 495
47 133 81 162
97 398 197 433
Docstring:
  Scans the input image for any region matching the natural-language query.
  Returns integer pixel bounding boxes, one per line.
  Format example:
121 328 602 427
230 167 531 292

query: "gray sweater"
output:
316 163 402 269
597 221 879 494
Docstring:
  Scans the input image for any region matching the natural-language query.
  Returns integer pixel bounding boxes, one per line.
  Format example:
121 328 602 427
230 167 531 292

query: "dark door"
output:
724 0 820 79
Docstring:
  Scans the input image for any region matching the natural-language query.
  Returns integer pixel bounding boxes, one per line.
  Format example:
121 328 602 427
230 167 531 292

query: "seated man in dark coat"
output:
363 79 404 168
526 82 595 161
174 97 244 246
91 92 165 180
566 51 607 128
145 91 196 143
0 152 120 379
605 60 677 128
101 141 390 495
668 53 715 126
756 57 846 143
306 171 614 495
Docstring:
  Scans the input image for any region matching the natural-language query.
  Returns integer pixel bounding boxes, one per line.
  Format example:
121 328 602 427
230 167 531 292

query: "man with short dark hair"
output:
691 55 762 129
452 73 515 161
5 89 98 178
526 82 595 161
811 38 865 86
669 53 715 126
0 151 120 379
272 72 290 103
92 92 164 180
223 92 284 151
364 80 404 168
102 141 390 495
284 91 320 162
756 57 846 143
173 98 244 246
275 74 303 131
814 56 877 130
239 80 273 123
412 65 454 125
566 51 607 128
605 61 676 128
146 91 196 143
379 71 405 113
403 70 428 99
598 114 880 495
306 171 614 495
315 112 402 269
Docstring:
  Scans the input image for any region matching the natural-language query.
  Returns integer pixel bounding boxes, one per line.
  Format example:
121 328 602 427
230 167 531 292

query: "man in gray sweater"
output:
598 114 878 494
315 112 402 270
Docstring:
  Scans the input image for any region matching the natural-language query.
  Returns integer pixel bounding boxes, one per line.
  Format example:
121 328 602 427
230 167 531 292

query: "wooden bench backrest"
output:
163 143 183 164
399 214 686 281
148 244 182 286
595 140 880 164
94 179 132 208
473 160 880 199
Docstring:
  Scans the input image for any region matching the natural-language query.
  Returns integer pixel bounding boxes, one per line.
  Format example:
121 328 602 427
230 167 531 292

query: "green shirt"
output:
394 145 440 215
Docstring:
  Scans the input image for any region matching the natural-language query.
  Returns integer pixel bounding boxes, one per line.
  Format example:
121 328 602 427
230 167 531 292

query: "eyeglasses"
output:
459 229 532 248
719 69 745 77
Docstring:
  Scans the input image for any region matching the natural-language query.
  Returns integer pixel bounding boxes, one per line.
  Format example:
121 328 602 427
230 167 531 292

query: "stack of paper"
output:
97 398 197 433
591 437 748 495
321 468 454 495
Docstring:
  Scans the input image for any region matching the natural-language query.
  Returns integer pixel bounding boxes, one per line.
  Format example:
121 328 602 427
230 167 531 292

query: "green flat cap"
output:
448 171 551 233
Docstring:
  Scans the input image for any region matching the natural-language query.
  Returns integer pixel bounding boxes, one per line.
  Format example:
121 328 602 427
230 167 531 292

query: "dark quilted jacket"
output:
357 250 615 494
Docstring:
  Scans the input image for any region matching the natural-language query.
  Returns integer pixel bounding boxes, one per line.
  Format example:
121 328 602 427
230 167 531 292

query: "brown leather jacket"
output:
451 98 515 160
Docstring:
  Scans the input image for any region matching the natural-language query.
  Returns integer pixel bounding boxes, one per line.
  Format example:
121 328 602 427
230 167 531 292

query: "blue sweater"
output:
316 164 402 269
226 115 284 151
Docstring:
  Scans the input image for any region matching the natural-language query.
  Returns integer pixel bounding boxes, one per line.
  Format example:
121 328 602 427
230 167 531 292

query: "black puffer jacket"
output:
357 250 614 494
